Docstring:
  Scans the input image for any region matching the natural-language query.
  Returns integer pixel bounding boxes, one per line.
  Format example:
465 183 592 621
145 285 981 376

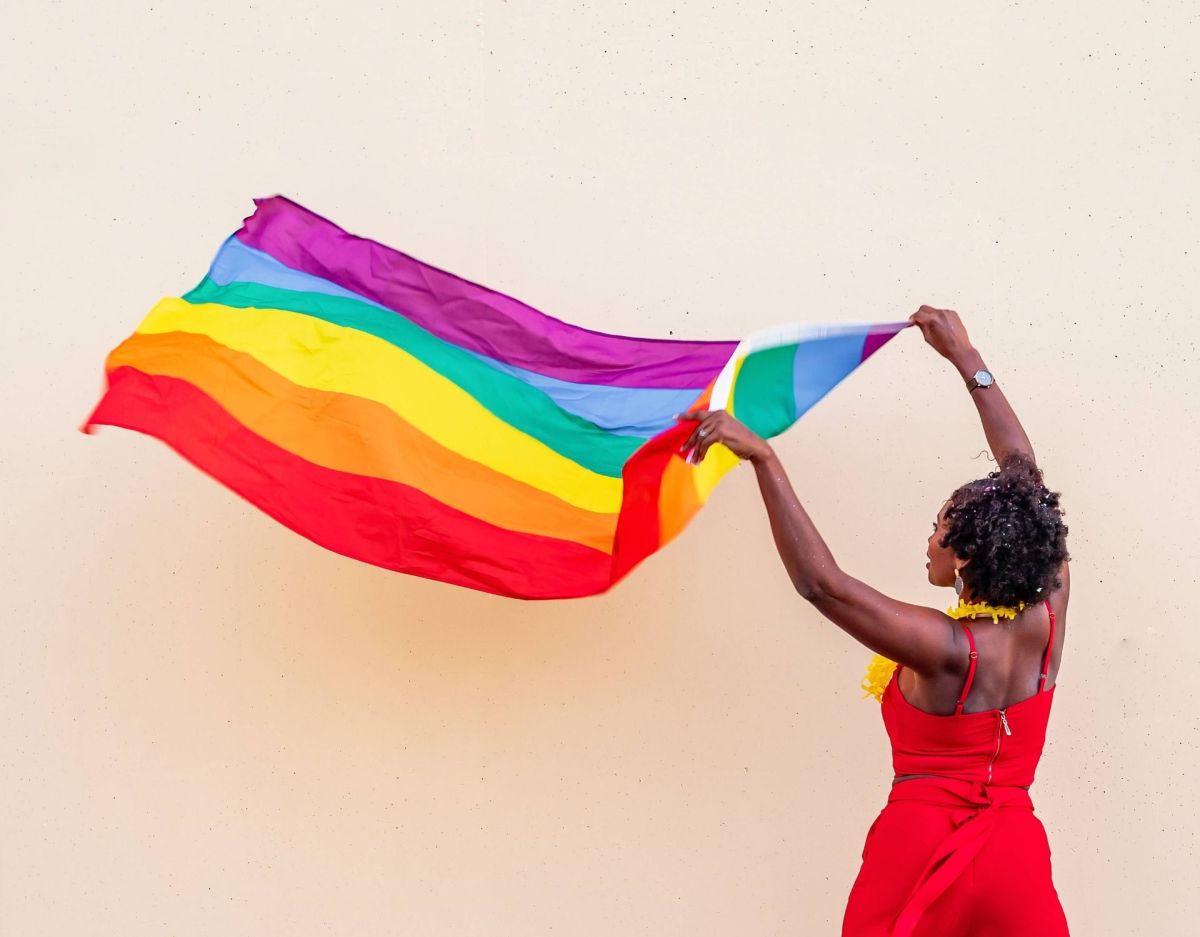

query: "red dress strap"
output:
954 624 978 715
1039 598 1056 692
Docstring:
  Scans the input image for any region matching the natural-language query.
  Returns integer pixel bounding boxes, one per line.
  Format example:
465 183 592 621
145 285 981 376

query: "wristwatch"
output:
966 369 994 393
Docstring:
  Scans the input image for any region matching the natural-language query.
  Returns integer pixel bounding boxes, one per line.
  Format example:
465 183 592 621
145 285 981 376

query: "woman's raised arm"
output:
910 305 1036 468
677 410 959 674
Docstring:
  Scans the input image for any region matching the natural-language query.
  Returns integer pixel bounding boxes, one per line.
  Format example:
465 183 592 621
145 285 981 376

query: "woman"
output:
678 305 1071 936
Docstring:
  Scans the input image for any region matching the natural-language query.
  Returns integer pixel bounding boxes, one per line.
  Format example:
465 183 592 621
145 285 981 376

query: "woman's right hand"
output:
909 305 974 363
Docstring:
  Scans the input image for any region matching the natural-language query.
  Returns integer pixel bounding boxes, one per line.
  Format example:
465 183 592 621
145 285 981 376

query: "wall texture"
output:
3 1 1197 933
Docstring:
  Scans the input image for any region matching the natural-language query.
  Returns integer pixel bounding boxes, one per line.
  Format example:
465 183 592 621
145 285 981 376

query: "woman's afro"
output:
941 453 1070 607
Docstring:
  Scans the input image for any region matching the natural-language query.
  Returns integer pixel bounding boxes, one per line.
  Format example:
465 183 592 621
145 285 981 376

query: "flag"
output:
82 196 906 599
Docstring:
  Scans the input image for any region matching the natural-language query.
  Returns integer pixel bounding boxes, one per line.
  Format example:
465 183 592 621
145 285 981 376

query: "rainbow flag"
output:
81 196 906 599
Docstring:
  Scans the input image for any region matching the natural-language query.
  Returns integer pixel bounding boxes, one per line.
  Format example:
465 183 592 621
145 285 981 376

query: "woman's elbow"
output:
793 576 834 604
797 585 826 604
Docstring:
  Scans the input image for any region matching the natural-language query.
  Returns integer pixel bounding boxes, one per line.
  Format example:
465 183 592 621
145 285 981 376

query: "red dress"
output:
841 598 1070 936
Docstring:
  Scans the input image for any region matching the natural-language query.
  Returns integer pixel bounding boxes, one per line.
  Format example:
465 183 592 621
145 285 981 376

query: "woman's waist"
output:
886 773 1035 809
890 747 1042 787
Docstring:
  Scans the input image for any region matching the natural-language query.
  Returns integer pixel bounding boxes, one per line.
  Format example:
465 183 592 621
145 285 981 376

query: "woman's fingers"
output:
908 305 972 361
680 425 700 456
911 307 943 344
675 409 706 462
676 408 762 465
693 431 717 464
679 416 708 458
683 414 723 463
679 409 769 464
681 410 715 448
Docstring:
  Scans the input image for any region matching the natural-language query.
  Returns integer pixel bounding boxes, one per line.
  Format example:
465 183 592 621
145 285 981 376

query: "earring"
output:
954 567 964 596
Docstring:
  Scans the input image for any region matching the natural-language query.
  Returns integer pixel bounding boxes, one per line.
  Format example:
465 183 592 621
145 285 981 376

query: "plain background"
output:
4 1 1198 933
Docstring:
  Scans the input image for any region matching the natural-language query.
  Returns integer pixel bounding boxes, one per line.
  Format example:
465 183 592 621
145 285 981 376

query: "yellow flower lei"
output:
860 655 898 702
945 598 1027 624
859 599 1027 702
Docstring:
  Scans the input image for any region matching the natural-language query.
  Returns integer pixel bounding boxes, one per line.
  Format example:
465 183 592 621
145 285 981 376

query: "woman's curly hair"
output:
941 453 1070 607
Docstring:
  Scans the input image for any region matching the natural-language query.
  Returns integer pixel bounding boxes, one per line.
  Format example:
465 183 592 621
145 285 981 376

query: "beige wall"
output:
4 1 1197 933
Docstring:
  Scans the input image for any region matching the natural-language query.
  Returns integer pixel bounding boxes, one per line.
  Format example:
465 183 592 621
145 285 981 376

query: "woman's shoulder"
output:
1041 561 1070 683
1047 560 1070 619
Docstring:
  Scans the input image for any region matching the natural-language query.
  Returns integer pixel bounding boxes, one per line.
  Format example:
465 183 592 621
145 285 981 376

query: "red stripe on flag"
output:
84 366 611 600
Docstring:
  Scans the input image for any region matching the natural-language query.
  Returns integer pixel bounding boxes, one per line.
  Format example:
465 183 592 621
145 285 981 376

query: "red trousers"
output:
842 777 1070 936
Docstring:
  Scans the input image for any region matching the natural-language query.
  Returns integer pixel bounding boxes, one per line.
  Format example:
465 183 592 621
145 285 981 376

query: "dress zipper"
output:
986 709 1012 784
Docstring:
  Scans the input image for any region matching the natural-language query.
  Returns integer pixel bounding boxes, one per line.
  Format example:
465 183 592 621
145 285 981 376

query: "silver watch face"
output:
974 369 994 386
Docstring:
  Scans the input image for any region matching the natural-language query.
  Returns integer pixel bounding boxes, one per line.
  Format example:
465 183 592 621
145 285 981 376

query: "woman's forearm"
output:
948 345 1036 465
750 447 841 599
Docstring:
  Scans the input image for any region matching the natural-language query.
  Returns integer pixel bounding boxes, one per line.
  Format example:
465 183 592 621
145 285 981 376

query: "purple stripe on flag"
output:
236 196 738 389
861 323 910 361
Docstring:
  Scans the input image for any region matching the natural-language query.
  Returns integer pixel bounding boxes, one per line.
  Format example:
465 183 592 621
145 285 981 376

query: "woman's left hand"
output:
675 408 774 465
